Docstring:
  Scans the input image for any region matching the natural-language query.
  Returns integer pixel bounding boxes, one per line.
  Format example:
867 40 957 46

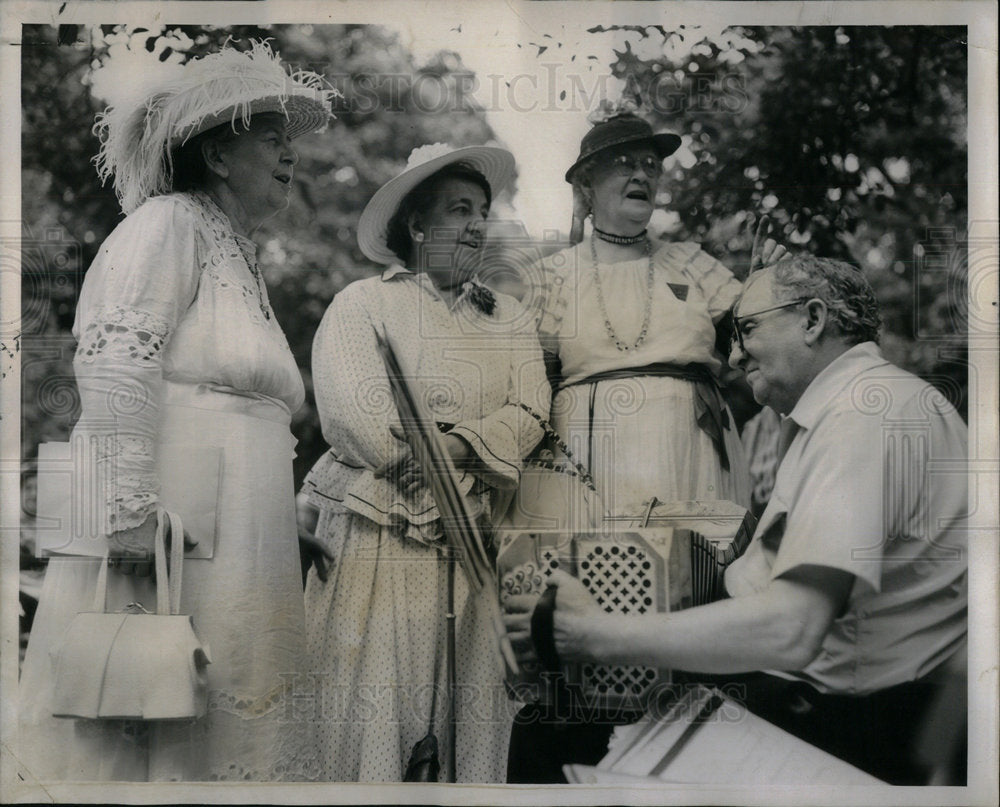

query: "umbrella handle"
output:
446 547 457 783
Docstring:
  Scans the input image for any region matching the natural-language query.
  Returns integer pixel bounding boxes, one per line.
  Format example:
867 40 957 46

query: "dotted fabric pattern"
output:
303 512 515 782
302 271 547 781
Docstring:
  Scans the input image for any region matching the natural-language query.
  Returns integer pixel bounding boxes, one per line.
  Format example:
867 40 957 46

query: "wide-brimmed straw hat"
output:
94 41 338 215
357 143 516 265
565 112 681 183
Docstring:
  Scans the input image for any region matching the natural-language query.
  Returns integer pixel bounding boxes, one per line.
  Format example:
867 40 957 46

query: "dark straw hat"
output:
565 114 681 183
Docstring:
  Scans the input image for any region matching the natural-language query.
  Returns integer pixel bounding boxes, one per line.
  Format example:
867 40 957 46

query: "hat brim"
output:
358 146 516 265
565 131 682 182
171 92 332 147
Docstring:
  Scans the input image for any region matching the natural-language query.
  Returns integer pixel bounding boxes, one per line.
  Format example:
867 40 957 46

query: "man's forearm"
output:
564 575 847 675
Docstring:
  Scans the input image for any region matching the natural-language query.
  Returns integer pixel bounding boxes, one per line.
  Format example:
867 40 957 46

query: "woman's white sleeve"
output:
311 285 401 471
72 198 201 534
680 244 743 322
449 301 550 490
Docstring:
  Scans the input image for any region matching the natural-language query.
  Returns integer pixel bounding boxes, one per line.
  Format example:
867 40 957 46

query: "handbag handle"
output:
91 507 185 615
155 508 185 615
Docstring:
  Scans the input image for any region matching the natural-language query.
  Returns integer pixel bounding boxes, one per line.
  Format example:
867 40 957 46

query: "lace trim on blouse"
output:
76 306 173 367
192 191 274 324
97 433 159 532
75 306 172 532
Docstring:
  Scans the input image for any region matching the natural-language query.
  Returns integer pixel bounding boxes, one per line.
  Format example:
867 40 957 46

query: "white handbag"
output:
50 508 211 720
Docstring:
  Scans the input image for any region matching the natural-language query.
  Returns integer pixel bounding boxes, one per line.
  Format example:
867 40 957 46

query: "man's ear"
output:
201 138 229 180
802 299 829 346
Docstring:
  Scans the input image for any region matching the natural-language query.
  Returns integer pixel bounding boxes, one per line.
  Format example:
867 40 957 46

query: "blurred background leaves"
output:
19 22 969 491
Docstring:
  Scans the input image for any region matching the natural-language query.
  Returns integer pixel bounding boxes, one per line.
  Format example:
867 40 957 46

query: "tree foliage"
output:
600 25 968 421
20 23 969 490
20 23 497 483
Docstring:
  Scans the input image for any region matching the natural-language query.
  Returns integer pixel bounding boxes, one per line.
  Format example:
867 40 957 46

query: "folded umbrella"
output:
376 331 519 782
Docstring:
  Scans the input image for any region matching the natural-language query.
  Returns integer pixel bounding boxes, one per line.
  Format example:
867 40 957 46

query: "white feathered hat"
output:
357 143 516 265
93 41 338 214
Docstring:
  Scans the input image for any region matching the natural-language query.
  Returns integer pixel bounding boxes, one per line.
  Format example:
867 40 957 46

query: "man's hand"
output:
501 569 604 665
502 593 540 664
547 569 605 662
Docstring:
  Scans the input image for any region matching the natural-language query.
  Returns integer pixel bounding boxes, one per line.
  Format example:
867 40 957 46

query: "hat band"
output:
581 132 662 162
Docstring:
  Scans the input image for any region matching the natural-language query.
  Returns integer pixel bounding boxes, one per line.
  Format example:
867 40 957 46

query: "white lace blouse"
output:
72 191 305 534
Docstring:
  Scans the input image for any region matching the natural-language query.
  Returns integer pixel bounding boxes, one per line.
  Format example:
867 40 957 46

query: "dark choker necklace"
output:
593 227 647 246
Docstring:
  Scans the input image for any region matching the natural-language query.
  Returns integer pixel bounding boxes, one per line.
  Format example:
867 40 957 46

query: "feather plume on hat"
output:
93 41 338 215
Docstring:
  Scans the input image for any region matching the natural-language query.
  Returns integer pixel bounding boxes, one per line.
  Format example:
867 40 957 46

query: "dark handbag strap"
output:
530 585 561 674
402 567 445 783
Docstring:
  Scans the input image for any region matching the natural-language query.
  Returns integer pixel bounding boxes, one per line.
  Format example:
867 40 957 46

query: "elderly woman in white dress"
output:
505 107 756 782
524 108 753 518
19 43 336 782
298 144 549 782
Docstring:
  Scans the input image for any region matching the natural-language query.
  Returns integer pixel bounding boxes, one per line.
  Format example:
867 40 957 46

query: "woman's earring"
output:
414 232 424 242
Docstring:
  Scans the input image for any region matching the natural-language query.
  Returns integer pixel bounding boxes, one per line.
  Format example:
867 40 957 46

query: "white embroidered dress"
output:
300 267 549 782
19 192 317 781
530 240 751 515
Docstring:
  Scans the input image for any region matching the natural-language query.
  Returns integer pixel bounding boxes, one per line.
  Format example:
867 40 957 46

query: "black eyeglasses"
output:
608 153 662 178
730 299 807 352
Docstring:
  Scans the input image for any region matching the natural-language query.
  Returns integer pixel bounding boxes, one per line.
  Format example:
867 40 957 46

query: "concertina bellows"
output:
497 499 755 711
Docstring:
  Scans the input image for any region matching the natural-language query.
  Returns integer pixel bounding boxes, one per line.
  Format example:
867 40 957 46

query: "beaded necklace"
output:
518 403 596 491
590 231 654 352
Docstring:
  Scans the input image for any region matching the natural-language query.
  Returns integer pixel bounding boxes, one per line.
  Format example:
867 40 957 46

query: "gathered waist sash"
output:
163 381 292 426
560 363 732 472
561 361 714 390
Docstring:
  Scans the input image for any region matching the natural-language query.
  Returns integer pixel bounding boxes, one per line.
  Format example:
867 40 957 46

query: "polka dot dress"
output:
304 512 518 782
301 270 548 782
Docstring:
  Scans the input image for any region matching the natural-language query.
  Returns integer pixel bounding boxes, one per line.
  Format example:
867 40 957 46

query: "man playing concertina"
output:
504 254 968 785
